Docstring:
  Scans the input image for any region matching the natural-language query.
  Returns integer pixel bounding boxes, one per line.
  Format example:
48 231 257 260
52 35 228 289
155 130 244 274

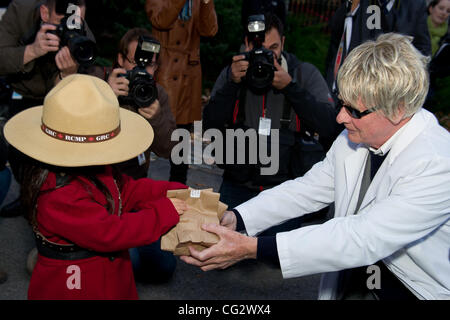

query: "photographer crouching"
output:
90 28 178 284
0 0 95 218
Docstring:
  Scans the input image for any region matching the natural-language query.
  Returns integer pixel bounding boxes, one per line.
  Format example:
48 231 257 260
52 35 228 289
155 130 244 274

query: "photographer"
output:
203 13 338 234
0 0 94 218
99 28 177 180
0 0 94 116
90 28 177 284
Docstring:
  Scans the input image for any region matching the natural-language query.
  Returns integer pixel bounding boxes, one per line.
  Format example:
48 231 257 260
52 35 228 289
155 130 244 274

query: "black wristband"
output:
232 209 246 231
257 236 280 267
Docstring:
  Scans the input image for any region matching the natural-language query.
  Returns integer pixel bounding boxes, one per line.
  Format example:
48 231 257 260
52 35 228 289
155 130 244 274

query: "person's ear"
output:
389 104 406 125
281 36 285 51
40 5 50 23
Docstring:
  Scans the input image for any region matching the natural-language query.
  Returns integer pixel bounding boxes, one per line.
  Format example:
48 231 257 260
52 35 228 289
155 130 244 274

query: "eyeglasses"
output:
124 56 158 68
339 100 374 119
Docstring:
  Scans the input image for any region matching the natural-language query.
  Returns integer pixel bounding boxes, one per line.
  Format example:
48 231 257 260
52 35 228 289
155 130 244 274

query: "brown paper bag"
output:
161 188 228 256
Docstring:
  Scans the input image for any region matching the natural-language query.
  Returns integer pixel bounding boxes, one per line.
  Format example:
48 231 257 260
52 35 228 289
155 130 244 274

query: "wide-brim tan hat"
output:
4 74 154 167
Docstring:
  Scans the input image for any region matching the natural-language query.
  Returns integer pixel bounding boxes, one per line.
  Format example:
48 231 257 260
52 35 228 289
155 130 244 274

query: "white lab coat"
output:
236 109 450 299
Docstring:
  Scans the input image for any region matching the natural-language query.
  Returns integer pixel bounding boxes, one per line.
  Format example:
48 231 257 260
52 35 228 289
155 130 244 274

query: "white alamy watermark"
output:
367 5 382 30
66 4 82 30
171 121 279 176
366 264 381 290
66 265 81 290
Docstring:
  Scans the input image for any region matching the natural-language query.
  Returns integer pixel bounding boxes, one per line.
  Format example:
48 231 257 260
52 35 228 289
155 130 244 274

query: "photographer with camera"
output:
0 0 94 218
103 28 177 180
0 0 94 116
203 13 338 234
90 28 178 284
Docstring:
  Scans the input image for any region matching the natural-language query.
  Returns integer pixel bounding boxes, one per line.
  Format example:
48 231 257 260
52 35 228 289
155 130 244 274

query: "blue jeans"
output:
0 167 11 206
129 239 176 284
219 179 304 236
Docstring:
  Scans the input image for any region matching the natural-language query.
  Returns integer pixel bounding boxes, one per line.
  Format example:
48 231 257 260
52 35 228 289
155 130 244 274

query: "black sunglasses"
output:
339 101 374 119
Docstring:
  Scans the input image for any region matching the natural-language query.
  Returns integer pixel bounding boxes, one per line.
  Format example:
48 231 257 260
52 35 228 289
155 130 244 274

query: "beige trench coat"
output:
145 0 218 124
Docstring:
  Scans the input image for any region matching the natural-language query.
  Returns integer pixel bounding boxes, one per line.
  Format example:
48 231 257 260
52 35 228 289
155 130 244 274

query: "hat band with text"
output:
41 122 121 143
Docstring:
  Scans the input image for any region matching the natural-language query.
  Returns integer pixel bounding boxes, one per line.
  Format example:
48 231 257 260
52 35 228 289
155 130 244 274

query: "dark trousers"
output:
339 261 419 300
169 123 192 185
129 239 177 284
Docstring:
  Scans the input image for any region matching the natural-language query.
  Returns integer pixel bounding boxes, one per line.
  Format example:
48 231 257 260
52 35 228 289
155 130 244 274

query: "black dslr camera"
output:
118 36 160 109
47 0 96 66
241 15 276 94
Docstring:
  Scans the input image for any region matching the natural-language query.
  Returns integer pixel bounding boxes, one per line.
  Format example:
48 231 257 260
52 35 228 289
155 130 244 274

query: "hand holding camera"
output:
46 15 96 66
230 54 249 84
272 56 292 90
26 24 60 62
138 99 161 120
55 46 78 79
108 68 129 97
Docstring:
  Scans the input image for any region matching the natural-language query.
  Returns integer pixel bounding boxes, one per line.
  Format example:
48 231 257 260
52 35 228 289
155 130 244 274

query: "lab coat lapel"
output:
341 147 369 216
357 155 389 212
351 109 430 212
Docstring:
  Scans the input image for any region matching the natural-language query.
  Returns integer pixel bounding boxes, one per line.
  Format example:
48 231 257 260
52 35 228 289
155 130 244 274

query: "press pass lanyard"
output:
258 93 271 136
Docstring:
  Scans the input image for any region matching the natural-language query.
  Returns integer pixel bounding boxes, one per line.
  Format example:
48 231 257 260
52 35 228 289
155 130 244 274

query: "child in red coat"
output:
4 74 187 299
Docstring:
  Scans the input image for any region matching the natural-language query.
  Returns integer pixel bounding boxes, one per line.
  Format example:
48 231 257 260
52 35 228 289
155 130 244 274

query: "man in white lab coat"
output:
181 33 450 300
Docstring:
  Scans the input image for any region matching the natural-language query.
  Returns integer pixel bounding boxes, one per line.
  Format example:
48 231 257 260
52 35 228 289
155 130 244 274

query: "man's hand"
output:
180 223 257 271
55 46 78 79
138 99 160 120
272 57 292 90
220 210 237 231
24 24 59 64
107 68 129 97
230 54 249 84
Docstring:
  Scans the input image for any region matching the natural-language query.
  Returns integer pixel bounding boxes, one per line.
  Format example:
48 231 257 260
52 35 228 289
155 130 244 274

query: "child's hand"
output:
169 198 188 215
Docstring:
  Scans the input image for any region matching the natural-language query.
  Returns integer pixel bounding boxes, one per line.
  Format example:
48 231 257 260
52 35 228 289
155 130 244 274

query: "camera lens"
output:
252 63 272 82
132 80 157 107
68 36 96 65
245 48 274 94
247 62 274 93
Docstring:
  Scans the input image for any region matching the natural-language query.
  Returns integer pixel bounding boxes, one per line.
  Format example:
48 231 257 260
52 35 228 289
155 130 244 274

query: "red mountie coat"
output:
28 167 186 300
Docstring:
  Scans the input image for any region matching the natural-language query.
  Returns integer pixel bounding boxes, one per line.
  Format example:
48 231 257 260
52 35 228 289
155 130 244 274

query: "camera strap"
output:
232 53 301 133
232 85 248 125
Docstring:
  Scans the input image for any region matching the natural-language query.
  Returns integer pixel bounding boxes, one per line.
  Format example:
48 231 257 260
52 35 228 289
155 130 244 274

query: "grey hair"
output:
337 33 430 121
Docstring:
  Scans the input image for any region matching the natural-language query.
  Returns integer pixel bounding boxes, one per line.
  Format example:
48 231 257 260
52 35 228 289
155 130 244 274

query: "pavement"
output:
0 151 321 300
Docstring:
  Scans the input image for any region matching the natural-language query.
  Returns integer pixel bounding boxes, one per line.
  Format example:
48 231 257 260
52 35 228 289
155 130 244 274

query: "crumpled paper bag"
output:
161 188 228 256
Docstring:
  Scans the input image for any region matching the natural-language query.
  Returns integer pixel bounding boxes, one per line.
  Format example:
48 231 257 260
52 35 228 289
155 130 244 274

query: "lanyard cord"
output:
262 94 267 118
